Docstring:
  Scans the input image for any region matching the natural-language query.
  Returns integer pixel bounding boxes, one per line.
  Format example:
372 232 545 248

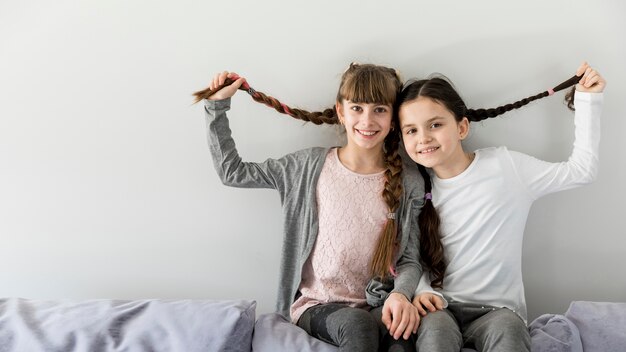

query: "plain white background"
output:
1 0 624 322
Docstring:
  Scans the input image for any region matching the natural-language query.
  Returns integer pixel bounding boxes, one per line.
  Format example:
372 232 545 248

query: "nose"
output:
416 129 432 144
361 110 376 125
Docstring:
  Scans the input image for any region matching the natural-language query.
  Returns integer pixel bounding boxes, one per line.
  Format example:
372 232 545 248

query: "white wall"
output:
1 0 624 321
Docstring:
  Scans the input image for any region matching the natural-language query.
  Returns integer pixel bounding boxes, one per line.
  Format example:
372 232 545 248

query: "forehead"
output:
342 100 392 107
399 97 454 122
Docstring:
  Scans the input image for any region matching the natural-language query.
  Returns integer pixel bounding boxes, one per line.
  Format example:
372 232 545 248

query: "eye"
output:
374 106 388 114
430 122 442 129
405 128 417 135
350 105 363 112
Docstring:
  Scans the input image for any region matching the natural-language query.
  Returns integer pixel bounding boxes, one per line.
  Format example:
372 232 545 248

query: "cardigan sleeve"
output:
205 98 297 191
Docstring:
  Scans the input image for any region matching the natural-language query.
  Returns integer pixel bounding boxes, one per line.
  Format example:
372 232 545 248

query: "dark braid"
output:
195 64 405 280
466 74 581 122
415 164 445 288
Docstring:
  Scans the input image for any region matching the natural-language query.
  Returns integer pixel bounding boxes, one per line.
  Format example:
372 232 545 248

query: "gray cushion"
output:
564 301 626 352
252 313 337 352
0 298 256 352
528 313 582 352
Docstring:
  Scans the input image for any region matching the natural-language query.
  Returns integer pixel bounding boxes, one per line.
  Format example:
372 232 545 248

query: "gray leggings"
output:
416 302 530 352
297 303 415 352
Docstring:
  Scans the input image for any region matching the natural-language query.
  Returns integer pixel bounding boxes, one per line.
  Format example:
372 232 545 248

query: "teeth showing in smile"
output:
419 147 439 154
357 129 377 136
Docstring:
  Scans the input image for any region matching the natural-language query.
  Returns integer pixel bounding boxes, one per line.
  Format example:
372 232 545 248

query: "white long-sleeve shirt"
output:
415 92 603 323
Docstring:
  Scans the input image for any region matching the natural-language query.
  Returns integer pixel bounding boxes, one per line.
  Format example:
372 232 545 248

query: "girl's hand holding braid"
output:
575 62 606 93
206 71 246 101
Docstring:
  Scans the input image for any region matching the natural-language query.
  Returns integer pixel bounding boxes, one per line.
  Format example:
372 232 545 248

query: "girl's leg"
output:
369 306 416 352
297 303 378 352
415 308 462 352
462 307 530 352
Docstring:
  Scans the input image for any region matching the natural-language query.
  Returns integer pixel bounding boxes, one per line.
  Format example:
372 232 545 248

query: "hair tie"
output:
389 265 398 278
547 88 555 96
387 212 396 220
424 192 432 200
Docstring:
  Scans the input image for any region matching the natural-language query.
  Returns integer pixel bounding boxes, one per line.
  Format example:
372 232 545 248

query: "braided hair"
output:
194 63 404 279
397 73 581 288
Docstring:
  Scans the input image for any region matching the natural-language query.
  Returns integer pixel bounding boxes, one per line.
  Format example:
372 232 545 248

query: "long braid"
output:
193 76 339 124
370 128 404 279
416 164 445 288
466 74 581 122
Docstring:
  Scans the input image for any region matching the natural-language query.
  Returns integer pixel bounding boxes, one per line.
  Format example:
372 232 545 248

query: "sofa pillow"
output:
252 313 338 352
0 298 256 352
564 301 626 352
528 313 583 352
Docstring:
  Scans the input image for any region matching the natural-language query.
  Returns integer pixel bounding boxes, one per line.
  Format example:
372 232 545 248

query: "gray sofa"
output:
1 298 624 351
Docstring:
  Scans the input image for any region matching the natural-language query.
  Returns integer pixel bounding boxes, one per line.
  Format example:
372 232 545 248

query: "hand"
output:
412 293 445 317
575 62 606 93
381 292 420 340
206 71 246 101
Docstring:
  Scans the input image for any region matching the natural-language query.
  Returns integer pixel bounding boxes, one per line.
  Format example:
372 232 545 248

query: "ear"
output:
458 117 470 140
336 102 344 124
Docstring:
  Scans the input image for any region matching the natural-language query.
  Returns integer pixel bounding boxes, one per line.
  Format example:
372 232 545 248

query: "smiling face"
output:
337 100 393 152
399 96 470 178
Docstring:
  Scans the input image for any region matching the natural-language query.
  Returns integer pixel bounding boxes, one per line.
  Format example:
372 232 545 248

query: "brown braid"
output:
193 78 339 124
370 126 404 279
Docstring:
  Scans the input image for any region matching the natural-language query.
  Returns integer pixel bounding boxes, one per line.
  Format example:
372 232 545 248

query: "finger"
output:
576 61 589 77
585 75 600 88
403 311 416 340
218 70 229 86
231 77 245 90
434 296 445 310
212 73 222 90
414 302 427 316
381 306 392 330
392 309 407 340
389 306 402 338
420 297 436 312
581 66 593 85
413 314 420 334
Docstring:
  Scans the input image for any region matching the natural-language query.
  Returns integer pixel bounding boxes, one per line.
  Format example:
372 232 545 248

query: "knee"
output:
485 309 530 347
490 309 528 335
345 308 378 334
328 308 378 337
418 310 462 342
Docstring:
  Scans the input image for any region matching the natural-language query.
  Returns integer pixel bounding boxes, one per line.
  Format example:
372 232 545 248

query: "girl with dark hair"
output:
396 62 605 351
196 64 425 351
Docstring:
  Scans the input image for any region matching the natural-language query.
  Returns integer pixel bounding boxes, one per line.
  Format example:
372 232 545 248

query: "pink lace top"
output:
290 148 388 323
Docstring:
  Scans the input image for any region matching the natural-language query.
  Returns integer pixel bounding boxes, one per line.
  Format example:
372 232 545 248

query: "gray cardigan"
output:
205 98 425 318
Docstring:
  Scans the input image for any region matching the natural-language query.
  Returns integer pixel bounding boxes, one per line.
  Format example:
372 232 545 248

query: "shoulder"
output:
289 146 331 160
281 147 332 167
474 146 507 157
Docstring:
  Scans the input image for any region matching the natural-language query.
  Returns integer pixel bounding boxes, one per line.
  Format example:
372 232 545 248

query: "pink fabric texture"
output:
290 148 387 323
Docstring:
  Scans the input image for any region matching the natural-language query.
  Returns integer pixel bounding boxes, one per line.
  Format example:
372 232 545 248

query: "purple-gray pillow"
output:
564 301 626 352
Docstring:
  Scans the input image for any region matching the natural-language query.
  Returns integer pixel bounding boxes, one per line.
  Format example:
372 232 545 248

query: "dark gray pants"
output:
297 303 415 352
416 302 530 352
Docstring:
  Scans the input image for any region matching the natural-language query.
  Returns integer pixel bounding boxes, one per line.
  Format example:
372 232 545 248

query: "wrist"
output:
389 292 409 302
